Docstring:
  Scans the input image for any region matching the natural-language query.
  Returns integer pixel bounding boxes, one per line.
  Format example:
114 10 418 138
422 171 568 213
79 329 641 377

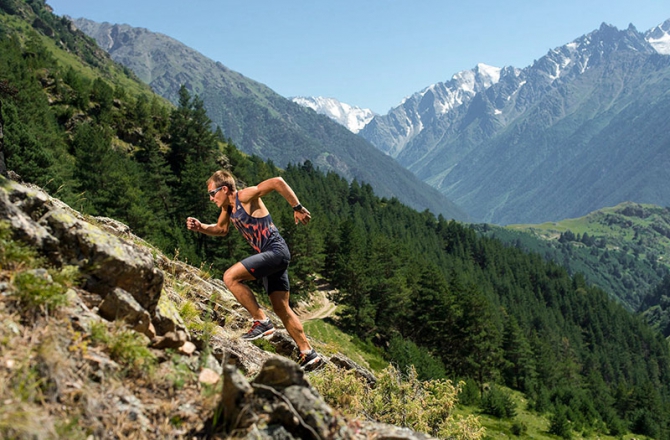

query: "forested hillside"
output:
640 275 670 338
2 1 670 438
282 163 670 438
473 202 670 313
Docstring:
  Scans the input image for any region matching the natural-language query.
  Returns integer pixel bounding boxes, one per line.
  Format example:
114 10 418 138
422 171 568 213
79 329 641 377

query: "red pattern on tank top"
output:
230 194 280 253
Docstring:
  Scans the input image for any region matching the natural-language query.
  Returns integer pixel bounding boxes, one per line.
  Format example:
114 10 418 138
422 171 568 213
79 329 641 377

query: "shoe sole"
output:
241 329 275 341
301 357 324 371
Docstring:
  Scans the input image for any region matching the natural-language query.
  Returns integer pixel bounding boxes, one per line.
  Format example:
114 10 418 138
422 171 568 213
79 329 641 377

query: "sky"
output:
47 1 670 114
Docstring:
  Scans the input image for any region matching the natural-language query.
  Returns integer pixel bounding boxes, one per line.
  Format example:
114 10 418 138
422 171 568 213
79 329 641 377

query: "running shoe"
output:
241 320 275 340
298 349 323 370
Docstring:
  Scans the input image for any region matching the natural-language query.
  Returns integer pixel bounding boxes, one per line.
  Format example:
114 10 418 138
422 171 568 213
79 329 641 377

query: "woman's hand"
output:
186 217 202 231
294 207 311 225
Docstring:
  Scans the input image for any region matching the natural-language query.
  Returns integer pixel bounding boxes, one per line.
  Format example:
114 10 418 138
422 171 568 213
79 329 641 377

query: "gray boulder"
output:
212 357 353 439
329 353 377 386
98 287 155 338
0 178 59 253
40 208 163 314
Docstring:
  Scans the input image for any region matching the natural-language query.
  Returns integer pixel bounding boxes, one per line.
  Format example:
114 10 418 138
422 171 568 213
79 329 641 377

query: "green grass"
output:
89 322 157 376
0 220 41 269
0 11 168 106
507 202 670 259
304 319 388 372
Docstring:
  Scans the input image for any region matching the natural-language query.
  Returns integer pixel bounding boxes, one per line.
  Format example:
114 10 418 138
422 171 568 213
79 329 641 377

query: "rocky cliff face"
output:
0 176 430 439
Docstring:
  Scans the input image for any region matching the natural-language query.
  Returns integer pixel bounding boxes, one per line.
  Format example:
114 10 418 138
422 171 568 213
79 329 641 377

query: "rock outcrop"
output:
210 357 354 439
0 178 165 331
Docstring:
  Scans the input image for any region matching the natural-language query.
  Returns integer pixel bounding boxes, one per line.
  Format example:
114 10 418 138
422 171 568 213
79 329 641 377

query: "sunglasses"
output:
208 186 225 197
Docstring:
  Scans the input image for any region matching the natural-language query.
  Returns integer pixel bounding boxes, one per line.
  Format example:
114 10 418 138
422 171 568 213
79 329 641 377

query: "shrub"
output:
309 364 367 418
511 421 527 436
387 335 447 380
12 269 69 314
164 351 196 390
311 364 485 440
458 378 481 406
0 220 40 270
2 222 80 315
89 322 156 376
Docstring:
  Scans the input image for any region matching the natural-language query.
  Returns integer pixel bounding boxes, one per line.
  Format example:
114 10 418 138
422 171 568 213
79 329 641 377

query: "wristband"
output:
292 203 303 212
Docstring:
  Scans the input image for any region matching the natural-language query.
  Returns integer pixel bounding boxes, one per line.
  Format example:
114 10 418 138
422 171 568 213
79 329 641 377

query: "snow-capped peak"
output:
451 63 502 94
646 19 670 55
291 96 376 133
474 63 502 85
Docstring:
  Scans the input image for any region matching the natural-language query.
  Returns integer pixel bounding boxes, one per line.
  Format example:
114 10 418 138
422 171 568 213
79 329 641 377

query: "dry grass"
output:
0 298 222 439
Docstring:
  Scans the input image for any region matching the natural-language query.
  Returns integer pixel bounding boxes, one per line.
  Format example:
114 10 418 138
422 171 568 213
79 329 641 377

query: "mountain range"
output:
73 15 670 227
288 21 670 226
72 18 467 221
357 20 670 225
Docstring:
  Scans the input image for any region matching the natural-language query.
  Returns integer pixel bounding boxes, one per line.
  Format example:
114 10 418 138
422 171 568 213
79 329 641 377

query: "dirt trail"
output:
295 278 338 322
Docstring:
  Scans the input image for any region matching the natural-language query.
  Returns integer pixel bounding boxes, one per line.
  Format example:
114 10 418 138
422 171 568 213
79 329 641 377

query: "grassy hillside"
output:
0 3 155 98
475 202 670 311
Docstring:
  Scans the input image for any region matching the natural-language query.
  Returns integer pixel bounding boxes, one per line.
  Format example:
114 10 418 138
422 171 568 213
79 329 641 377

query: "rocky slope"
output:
0 175 431 439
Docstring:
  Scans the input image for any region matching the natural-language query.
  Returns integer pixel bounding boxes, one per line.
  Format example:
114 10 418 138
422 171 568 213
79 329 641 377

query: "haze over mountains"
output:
74 16 670 226
72 18 467 221
312 20 670 225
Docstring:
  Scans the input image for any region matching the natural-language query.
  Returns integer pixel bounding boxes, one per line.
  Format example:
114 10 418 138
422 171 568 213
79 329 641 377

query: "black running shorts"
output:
239 241 291 294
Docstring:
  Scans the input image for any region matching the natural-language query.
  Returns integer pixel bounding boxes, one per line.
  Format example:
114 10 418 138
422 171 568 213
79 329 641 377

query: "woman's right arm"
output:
186 208 230 236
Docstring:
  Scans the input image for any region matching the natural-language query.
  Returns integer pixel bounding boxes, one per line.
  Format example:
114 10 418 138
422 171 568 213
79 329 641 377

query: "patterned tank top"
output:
229 193 282 253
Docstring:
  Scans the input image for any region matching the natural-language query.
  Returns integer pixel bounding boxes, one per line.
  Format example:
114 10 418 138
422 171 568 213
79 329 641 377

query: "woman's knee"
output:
223 268 237 288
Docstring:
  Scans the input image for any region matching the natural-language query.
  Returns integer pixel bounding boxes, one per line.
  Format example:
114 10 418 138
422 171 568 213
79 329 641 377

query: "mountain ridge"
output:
646 18 670 54
72 18 468 221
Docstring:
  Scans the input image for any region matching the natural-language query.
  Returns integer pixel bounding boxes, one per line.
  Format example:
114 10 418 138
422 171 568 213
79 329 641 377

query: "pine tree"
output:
278 207 325 300
501 315 537 392
71 122 113 213
331 219 375 336
167 86 218 181
549 405 572 439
